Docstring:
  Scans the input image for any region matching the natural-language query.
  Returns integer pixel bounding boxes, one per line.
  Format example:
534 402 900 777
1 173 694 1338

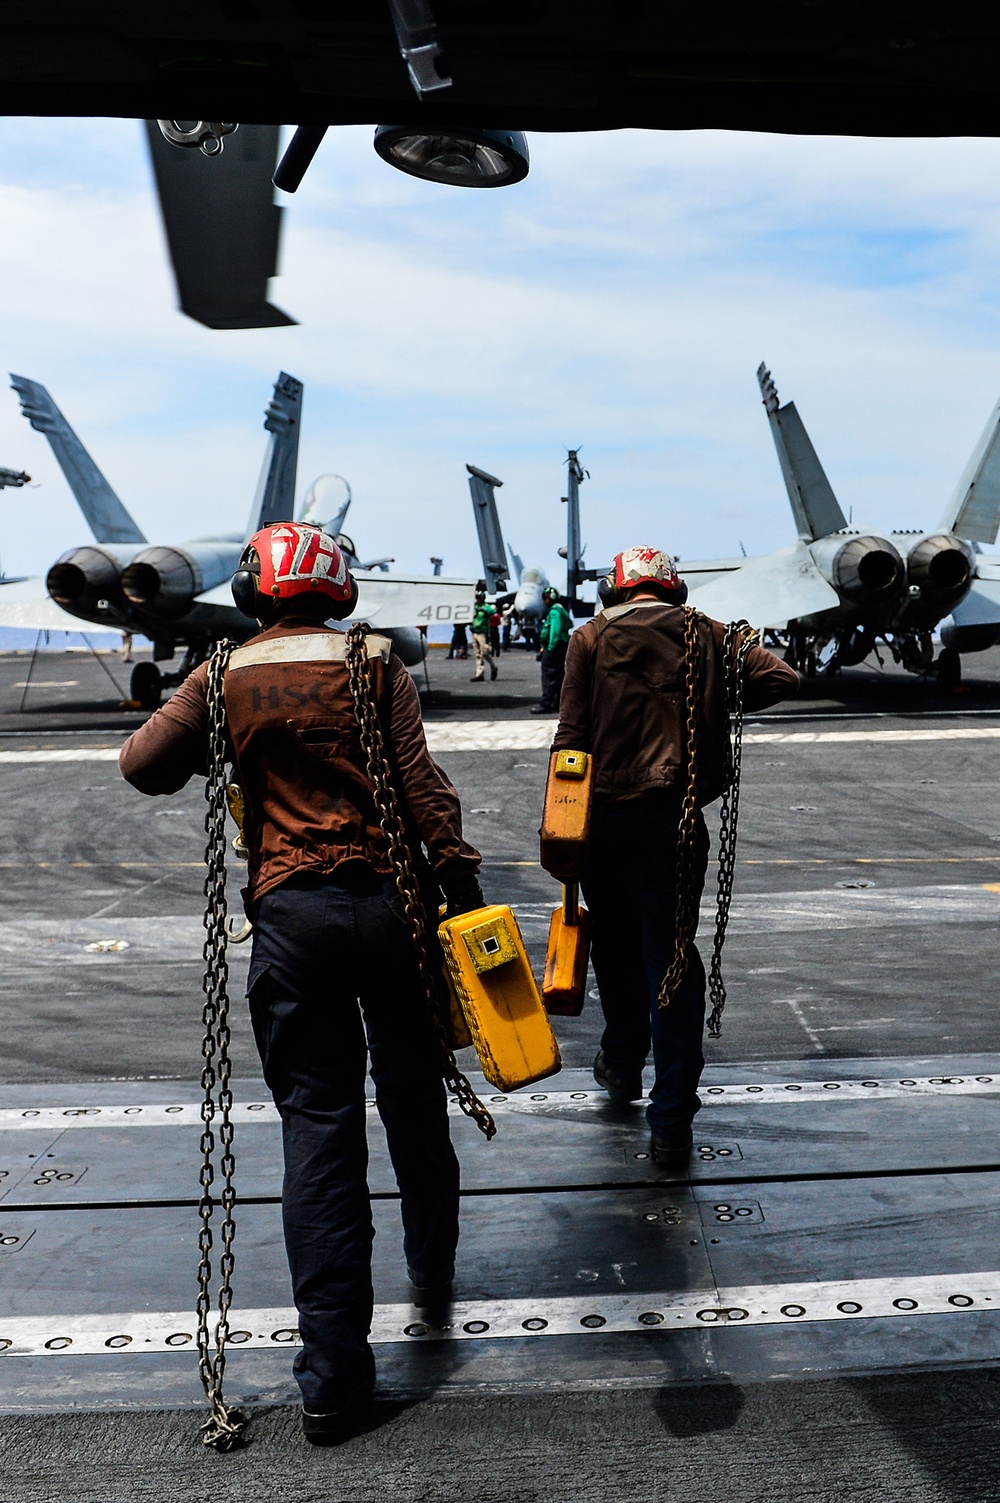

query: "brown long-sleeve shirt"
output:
552 601 799 805
119 616 480 906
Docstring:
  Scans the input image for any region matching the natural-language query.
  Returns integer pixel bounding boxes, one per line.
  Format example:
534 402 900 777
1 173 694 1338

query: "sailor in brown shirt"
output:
549 545 799 1166
120 522 483 1443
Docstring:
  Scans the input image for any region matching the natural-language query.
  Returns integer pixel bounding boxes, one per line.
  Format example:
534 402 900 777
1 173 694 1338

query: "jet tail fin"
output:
508 545 524 585
10 374 147 545
466 464 508 592
938 391 1000 544
247 372 303 537
757 364 847 541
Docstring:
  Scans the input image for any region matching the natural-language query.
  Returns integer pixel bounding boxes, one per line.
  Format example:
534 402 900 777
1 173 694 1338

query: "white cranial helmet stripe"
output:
613 546 681 591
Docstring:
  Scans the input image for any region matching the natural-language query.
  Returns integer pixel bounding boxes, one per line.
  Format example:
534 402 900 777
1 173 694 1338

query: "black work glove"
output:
535 651 543 662
442 876 485 918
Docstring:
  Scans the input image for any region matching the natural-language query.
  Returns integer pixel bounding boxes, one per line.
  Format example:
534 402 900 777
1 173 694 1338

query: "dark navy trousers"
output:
246 867 460 1412
581 799 710 1138
539 641 568 710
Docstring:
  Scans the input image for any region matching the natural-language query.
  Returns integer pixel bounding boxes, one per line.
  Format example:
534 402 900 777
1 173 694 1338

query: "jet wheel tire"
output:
936 646 961 689
130 661 163 710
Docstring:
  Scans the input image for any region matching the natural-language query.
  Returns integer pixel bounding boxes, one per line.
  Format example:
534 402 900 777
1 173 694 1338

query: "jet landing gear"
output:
935 646 962 689
129 646 208 710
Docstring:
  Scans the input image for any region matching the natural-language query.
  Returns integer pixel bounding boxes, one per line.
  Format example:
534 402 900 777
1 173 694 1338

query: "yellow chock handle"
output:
562 882 579 926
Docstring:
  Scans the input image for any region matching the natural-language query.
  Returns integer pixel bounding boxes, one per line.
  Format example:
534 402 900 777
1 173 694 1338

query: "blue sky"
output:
1 120 1000 594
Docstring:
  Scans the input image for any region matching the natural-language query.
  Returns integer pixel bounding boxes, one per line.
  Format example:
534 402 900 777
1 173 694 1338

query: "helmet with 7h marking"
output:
231 522 359 622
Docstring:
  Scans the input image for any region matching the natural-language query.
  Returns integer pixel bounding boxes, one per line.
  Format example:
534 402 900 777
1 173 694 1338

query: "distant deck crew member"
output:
447 622 469 659
470 587 499 681
118 522 483 1443
532 585 572 714
549 544 798 1166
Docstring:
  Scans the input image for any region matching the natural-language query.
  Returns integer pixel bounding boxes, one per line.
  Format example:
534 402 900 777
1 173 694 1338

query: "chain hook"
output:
156 120 239 157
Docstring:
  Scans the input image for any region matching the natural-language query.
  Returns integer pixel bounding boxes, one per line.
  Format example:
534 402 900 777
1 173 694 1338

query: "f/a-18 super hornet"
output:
0 372 474 707
465 463 557 647
684 365 1000 686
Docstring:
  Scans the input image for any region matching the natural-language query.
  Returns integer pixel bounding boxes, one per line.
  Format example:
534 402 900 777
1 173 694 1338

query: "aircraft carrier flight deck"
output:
3 643 1000 1502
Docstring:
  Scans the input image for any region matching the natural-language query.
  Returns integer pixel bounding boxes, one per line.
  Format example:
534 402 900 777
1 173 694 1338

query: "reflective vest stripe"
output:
227 632 392 672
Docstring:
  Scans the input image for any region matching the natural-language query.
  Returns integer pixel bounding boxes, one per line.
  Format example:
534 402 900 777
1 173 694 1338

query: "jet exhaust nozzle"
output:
45 546 130 617
121 543 238 619
121 547 201 619
829 535 904 604
906 535 973 608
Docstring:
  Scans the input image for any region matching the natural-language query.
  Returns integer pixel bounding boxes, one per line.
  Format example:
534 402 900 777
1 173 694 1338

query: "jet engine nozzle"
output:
829 535 904 604
120 542 242 620
121 546 202 618
906 535 973 608
45 546 130 618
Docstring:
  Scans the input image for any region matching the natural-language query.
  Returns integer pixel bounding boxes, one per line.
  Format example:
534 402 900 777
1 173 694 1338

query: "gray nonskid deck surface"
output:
6 1375 1000 1503
3 650 1000 1499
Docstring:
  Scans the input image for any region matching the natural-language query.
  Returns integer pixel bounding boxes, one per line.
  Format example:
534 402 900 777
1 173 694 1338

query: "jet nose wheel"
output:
130 662 163 710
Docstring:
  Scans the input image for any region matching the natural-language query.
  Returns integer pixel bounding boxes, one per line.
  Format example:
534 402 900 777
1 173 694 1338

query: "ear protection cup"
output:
598 576 687 610
231 568 261 619
322 572 359 621
598 575 622 610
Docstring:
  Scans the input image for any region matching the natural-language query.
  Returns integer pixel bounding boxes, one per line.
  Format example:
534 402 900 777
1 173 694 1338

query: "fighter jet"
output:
0 372 474 706
507 557 552 636
465 463 556 647
684 365 1000 686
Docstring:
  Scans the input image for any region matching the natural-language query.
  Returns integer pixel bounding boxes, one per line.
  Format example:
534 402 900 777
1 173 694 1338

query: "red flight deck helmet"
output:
231 522 359 621
599 546 687 609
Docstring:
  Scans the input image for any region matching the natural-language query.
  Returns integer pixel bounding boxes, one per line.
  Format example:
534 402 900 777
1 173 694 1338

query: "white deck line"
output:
4 723 1000 760
2 1076 999 1129
3 1270 999 1355
423 724 1000 752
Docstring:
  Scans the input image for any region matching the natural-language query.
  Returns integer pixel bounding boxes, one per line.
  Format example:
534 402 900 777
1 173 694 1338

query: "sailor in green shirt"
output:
470 587 499 681
532 587 572 712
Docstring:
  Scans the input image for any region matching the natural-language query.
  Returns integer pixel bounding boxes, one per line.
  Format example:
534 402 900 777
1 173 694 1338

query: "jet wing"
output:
194 573 477 631
144 123 295 332
948 563 1000 628
686 541 840 628
678 557 745 589
0 576 118 634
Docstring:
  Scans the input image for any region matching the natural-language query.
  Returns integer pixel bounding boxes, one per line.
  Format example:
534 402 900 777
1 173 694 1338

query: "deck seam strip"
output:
4 1272 1000 1357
